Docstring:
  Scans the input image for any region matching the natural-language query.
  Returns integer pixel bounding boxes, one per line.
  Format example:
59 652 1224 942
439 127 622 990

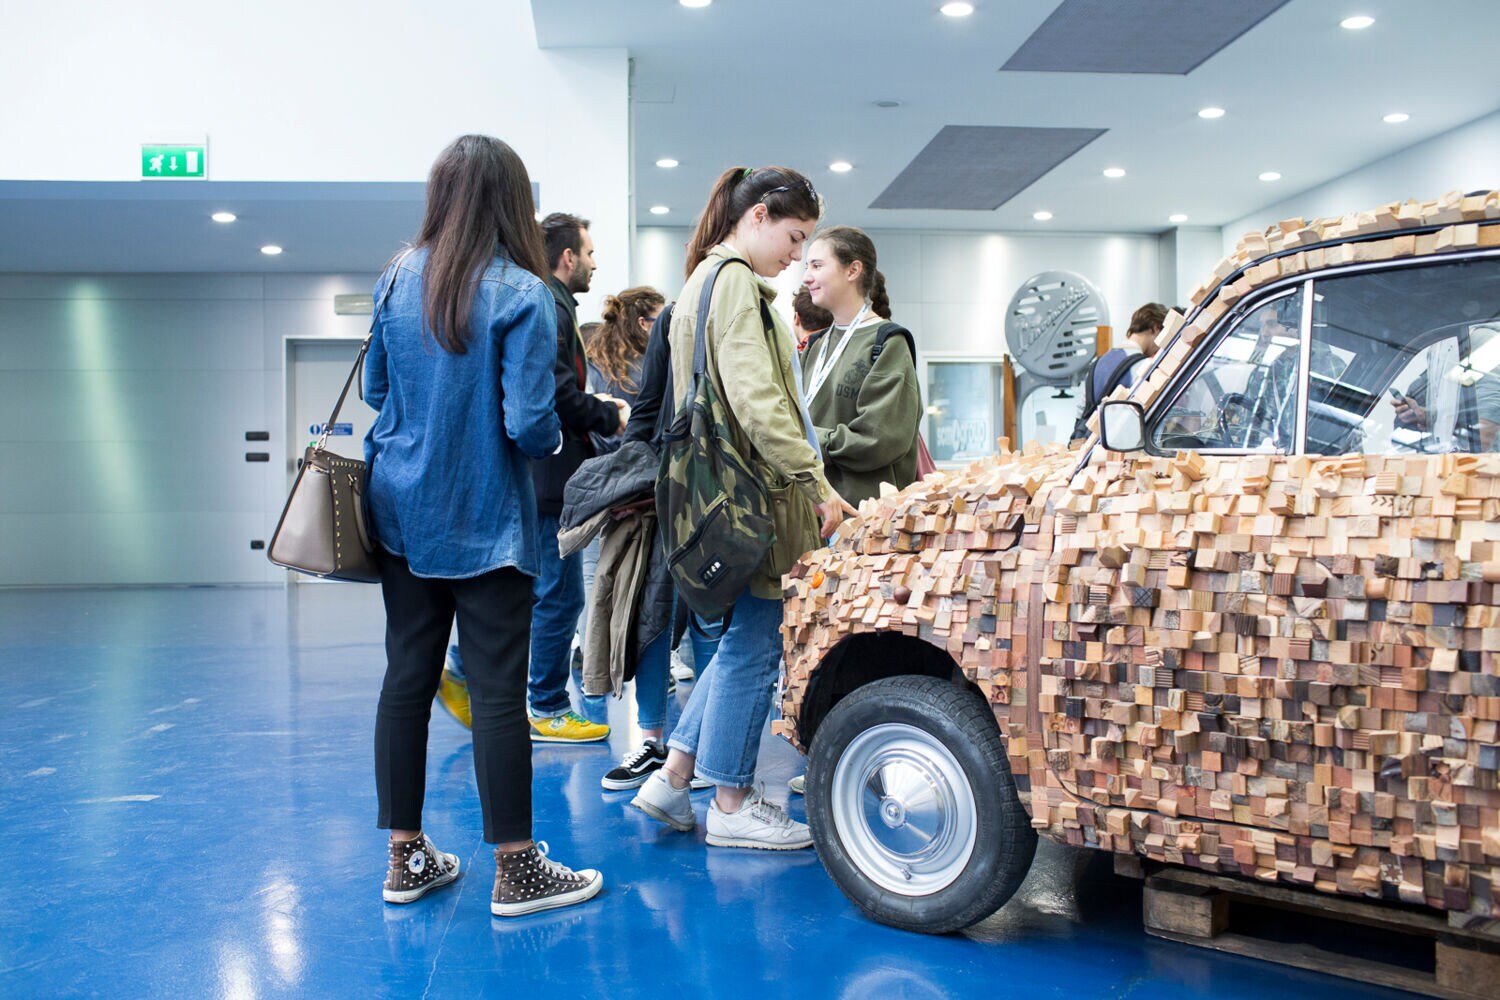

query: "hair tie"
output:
742 167 754 180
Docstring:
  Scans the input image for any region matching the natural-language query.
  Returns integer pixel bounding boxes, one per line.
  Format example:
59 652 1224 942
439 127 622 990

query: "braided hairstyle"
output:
809 225 890 319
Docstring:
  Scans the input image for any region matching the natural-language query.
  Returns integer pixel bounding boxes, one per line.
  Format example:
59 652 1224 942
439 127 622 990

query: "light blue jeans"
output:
666 592 783 787
635 609 722 732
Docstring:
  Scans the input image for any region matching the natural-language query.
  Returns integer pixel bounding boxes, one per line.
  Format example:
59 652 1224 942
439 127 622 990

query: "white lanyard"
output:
806 303 869 401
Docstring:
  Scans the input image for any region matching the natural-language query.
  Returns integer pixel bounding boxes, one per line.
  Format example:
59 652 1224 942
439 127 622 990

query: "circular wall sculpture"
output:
1005 271 1109 385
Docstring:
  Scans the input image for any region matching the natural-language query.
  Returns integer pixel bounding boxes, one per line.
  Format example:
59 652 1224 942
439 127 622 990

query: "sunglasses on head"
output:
758 178 822 213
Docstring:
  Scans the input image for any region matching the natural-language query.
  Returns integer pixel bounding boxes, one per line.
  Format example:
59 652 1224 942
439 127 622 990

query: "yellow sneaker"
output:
528 710 609 744
436 669 472 730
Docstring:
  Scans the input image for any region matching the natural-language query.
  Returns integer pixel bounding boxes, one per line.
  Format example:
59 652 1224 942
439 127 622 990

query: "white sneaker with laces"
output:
669 650 695 683
630 770 696 832
706 785 813 850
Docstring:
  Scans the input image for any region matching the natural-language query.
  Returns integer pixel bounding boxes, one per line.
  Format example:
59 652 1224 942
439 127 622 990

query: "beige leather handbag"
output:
268 256 403 582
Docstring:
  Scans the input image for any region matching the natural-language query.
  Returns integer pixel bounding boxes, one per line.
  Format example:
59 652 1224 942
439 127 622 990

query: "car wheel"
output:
806 674 1037 934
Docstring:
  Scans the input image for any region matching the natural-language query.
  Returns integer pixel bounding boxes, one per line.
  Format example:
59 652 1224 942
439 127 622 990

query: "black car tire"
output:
806 674 1037 934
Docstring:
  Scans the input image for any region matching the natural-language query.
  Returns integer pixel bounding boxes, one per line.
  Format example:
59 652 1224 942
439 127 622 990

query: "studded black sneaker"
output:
383 833 461 903
492 841 603 917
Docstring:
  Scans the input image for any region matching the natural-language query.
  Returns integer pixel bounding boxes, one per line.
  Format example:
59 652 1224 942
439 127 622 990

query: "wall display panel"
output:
923 357 1006 466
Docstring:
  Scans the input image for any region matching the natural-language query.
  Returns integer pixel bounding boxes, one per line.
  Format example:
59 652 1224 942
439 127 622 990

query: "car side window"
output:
1305 258 1500 455
1151 289 1305 454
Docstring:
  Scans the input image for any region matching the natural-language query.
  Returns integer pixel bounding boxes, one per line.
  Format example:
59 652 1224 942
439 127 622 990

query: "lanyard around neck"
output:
807 303 869 401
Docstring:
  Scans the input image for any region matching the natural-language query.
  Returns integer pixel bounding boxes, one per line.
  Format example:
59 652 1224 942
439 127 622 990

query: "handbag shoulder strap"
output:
315 249 407 448
691 256 769 377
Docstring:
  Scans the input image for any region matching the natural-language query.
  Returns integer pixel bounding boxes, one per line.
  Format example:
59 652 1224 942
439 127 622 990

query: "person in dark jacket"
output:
524 212 625 743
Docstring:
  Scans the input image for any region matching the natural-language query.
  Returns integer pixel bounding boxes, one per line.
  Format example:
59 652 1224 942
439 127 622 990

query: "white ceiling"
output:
4 0 1499 273
538 0 1500 233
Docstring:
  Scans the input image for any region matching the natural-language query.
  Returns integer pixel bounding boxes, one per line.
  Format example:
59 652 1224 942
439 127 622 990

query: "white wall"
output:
1223 108 1500 251
634 226 1165 355
0 273 375 586
0 0 631 319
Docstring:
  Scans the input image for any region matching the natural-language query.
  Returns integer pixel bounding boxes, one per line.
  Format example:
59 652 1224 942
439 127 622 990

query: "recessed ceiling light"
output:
679 0 712 8
260 245 283 256
940 2 974 16
655 157 679 169
1340 15 1375 30
1198 106 1226 119
1033 210 1053 221
1102 167 1126 179
1259 171 1282 182
1383 112 1410 124
829 160 853 173
1169 213 1189 224
649 205 670 215
211 211 236 223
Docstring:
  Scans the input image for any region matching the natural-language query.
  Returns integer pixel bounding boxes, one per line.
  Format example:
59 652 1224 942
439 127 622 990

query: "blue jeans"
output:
666 592 783 787
528 513 584 717
635 609 722 732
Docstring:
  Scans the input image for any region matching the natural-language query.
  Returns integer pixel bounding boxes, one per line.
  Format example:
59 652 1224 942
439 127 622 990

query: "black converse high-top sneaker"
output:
492 841 603 917
383 834 461 903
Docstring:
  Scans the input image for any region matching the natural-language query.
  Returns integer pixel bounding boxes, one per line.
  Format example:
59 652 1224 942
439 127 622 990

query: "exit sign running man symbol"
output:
141 144 207 179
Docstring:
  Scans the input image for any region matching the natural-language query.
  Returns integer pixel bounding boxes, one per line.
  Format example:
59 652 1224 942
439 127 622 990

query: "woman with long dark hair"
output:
630 165 855 849
364 134 602 916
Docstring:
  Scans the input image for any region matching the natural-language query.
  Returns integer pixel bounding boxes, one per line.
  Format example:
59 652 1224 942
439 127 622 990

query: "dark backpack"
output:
1069 349 1151 443
656 259 776 621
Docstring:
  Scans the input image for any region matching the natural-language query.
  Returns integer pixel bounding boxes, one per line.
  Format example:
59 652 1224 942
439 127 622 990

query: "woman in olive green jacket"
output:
631 166 854 851
800 225 922 507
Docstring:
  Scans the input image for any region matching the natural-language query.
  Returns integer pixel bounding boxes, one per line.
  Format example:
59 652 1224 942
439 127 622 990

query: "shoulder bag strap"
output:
315 249 406 450
692 258 736 377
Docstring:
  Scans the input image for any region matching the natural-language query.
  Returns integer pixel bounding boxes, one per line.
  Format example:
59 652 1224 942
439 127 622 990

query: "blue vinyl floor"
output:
0 585 1423 999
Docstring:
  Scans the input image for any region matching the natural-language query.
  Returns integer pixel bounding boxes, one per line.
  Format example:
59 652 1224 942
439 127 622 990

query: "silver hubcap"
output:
830 723 977 896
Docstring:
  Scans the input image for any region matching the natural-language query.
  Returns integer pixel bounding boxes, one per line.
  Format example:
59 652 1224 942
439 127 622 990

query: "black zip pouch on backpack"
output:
655 259 775 621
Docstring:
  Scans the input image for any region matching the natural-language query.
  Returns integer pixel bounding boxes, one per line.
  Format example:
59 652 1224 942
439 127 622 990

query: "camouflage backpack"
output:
656 258 775 620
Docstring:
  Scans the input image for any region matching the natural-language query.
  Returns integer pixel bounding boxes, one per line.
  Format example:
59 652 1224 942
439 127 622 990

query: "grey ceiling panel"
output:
870 126 1105 211
1001 0 1292 75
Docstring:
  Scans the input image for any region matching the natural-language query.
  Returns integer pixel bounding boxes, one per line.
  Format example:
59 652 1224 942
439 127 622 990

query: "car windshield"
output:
1150 255 1500 455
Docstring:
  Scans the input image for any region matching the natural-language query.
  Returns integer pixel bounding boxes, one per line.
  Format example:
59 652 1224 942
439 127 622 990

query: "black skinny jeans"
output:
375 553 533 844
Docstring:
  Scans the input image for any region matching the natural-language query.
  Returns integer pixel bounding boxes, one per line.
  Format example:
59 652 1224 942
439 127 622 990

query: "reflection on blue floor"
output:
0 586 1419 999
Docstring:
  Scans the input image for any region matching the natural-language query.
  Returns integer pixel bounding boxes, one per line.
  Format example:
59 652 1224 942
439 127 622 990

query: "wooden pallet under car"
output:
1140 867 1500 999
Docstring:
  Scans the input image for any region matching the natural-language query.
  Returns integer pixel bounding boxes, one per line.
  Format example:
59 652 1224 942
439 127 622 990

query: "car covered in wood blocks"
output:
777 190 1500 935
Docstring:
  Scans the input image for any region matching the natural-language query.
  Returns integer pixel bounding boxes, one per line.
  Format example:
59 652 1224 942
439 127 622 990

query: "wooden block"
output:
1144 877 1229 937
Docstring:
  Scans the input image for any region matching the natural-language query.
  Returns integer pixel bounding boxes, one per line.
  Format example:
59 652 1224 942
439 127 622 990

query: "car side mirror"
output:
1099 400 1147 452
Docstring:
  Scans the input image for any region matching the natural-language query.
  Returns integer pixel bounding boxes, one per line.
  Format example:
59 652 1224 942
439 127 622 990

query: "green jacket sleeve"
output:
818 337 921 472
711 280 832 505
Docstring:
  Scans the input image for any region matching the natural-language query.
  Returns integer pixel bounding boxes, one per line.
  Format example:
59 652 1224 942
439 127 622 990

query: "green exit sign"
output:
141 143 207 179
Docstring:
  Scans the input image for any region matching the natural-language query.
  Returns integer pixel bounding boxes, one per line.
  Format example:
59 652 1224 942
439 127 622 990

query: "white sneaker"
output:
631 770 696 832
706 785 813 850
669 649 695 682
787 774 805 796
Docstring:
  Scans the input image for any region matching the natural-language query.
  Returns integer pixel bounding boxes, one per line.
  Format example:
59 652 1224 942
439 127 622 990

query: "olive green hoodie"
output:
668 245 832 599
800 317 922 506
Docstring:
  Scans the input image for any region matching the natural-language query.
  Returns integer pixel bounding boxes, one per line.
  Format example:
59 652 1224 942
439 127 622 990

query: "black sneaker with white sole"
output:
383 833 461 903
601 739 668 790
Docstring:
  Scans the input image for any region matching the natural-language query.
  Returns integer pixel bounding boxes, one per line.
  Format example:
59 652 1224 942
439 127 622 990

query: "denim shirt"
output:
363 247 562 579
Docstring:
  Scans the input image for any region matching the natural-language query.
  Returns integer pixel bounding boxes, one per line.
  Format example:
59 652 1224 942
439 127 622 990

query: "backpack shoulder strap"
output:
871 322 916 366
1100 351 1150 399
692 257 764 377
